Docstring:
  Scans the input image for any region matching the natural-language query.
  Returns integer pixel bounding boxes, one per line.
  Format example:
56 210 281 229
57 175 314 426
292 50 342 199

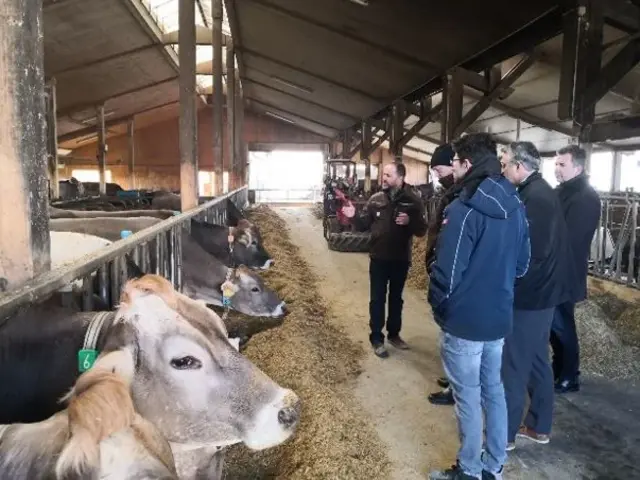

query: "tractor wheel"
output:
323 217 339 240
327 231 371 253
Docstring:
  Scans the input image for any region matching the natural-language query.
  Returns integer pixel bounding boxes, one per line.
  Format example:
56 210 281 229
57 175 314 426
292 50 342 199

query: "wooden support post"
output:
582 142 593 174
179 0 198 211
127 118 136 190
46 79 59 200
96 105 107 195
226 39 235 191
234 68 243 186
0 0 50 291
441 71 464 143
390 100 405 161
212 0 224 195
361 121 372 194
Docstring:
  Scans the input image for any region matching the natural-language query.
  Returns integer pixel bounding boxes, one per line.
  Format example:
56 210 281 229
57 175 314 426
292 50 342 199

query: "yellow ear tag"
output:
221 280 237 298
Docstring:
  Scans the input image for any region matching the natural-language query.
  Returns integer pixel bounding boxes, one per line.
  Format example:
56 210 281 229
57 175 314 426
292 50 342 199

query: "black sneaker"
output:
437 377 450 388
388 336 410 350
554 378 580 394
428 388 455 406
482 466 504 480
372 342 389 358
429 464 477 480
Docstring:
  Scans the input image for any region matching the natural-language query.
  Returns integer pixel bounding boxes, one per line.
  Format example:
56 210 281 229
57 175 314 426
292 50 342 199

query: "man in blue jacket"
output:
500 142 574 451
428 133 531 480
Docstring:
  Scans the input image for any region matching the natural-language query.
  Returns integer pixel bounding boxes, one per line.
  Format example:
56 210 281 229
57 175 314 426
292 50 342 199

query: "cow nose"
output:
277 394 300 429
273 301 288 317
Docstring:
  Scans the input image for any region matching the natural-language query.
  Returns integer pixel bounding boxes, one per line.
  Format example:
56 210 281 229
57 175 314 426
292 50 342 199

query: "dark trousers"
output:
369 258 410 345
550 301 579 382
503 308 555 441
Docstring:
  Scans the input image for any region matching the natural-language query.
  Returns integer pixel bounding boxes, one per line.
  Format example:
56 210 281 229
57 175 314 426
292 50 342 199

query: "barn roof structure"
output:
49 0 640 162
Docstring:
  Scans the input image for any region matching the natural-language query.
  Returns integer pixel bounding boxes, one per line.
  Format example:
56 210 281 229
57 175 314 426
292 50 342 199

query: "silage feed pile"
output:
406 237 428 290
576 291 640 380
224 205 390 480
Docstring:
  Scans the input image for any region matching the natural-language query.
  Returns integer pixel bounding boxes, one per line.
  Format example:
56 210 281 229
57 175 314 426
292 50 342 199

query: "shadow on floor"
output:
509 375 640 480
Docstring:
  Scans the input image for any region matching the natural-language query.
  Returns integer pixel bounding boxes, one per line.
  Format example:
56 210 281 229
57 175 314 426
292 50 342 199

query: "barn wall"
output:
347 146 429 186
66 108 328 190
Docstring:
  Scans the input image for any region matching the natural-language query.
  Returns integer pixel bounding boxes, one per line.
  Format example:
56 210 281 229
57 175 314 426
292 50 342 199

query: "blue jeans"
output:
440 332 507 478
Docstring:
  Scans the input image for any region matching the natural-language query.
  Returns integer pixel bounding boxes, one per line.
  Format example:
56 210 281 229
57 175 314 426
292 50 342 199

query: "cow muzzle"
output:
244 389 301 450
272 301 288 317
261 258 275 270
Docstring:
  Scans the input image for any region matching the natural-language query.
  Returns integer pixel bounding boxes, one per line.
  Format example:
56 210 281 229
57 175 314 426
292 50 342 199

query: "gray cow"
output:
49 217 285 318
0 274 301 479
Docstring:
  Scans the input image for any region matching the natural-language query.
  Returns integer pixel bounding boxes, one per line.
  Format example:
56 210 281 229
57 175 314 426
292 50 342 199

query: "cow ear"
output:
92 349 135 386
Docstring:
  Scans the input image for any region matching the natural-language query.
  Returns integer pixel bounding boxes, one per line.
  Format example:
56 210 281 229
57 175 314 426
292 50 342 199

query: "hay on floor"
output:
406 236 428 290
224 205 390 479
576 294 640 380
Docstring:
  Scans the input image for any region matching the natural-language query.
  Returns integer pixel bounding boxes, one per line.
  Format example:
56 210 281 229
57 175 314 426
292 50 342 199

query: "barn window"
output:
71 169 112 184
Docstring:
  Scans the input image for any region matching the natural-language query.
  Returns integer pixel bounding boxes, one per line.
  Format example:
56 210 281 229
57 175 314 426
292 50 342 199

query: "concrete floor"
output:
277 207 640 480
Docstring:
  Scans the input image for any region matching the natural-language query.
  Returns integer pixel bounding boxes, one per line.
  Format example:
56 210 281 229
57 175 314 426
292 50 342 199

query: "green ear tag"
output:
78 349 97 372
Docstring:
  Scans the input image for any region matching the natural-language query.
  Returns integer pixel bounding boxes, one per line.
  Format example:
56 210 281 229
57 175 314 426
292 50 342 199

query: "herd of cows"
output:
0 195 299 479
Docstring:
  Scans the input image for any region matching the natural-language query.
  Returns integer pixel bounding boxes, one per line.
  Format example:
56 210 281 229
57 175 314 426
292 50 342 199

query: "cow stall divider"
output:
0 187 248 325
589 191 640 288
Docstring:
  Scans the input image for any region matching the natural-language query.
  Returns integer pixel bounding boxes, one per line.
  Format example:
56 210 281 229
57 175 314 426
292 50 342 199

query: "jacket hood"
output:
461 175 522 219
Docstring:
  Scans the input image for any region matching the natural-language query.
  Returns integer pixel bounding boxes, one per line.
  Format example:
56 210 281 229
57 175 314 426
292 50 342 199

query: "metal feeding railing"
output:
589 191 640 288
0 187 248 324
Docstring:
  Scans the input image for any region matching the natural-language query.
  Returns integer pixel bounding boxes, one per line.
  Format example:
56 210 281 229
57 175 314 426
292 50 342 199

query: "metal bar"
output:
109 259 120 307
57 77 178 118
58 100 178 143
575 1 604 126
213 0 224 196
154 234 162 275
390 100 405 161
227 39 236 190
169 227 177 288
249 97 339 132
47 79 60 200
362 121 372 194
583 39 640 113
179 0 198 212
128 119 136 189
399 101 440 149
629 199 637 285
454 53 535 138
241 76 359 121
0 187 247 322
175 227 183 292
582 115 640 143
234 68 243 186
0 0 51 291
96 105 107 195
49 44 160 77
97 266 109 307
443 71 464 142
238 47 384 102
558 6 581 120
82 275 93 311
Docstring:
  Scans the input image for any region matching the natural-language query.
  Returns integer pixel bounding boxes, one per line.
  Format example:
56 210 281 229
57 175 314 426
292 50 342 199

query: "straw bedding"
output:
406 237 428 290
224 205 390 479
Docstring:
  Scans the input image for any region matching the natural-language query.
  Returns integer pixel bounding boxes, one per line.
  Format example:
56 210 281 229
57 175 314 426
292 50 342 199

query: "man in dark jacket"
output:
500 141 574 451
551 145 601 393
425 143 461 406
362 162 427 358
428 133 530 480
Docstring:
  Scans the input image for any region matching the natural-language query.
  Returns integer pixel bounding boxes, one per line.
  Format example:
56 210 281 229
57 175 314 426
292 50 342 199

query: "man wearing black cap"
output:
425 143 462 406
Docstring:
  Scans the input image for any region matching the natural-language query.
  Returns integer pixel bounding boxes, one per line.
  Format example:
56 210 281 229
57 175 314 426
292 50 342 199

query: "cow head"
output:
230 219 274 270
223 265 286 317
91 275 300 450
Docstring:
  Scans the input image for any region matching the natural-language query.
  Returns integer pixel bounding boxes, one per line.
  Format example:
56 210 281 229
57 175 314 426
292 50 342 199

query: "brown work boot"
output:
388 336 410 350
516 426 550 444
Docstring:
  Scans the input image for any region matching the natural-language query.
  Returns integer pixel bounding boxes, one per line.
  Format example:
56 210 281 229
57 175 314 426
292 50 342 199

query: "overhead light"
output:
270 76 313 94
265 111 295 124
347 0 369 5
57 148 72 156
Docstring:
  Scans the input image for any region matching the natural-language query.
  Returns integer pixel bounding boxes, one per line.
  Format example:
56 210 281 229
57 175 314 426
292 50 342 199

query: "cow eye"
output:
251 286 260 293
251 240 257 246
170 356 202 370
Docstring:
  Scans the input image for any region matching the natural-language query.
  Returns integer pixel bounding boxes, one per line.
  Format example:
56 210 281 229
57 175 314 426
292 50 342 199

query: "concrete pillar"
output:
0 0 50 291
179 0 198 211
226 39 235 190
212 0 223 195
